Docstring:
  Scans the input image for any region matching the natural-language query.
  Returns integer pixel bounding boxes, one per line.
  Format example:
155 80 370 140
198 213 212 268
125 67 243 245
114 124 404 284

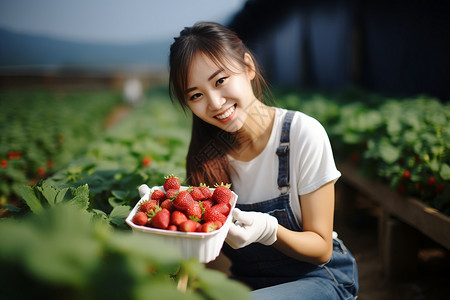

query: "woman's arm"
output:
273 181 335 265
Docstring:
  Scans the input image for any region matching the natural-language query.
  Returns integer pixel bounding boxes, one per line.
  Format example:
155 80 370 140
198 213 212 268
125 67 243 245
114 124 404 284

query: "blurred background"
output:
1 1 450 299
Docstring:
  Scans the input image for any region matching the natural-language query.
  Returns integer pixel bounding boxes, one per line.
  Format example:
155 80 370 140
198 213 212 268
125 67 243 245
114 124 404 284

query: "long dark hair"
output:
169 22 270 186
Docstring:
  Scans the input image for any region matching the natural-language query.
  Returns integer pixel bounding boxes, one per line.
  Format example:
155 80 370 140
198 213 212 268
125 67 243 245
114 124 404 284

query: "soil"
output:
333 184 450 300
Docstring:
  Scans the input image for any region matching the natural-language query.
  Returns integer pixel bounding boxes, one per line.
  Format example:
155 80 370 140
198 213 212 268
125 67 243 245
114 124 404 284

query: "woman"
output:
169 21 358 299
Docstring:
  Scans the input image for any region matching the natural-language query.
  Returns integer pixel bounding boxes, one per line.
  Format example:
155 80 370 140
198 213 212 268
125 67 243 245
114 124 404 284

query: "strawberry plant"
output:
0 89 121 202
274 88 450 216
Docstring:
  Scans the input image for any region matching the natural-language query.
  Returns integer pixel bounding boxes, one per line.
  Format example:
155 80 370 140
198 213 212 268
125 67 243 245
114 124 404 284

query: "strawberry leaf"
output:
18 185 43 213
108 205 131 226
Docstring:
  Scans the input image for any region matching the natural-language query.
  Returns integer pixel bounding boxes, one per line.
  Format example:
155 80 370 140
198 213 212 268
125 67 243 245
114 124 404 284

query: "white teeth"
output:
216 105 235 120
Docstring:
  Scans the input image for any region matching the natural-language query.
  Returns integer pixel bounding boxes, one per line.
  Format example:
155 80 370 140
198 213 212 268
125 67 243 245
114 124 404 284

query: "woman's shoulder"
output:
273 107 326 134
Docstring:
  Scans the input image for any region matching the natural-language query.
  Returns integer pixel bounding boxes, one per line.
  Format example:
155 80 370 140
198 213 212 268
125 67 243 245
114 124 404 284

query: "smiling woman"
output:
168 21 359 299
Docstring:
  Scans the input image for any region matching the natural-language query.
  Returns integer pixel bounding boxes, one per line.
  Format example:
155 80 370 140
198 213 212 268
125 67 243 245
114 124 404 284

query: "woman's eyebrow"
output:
184 69 224 94
208 69 223 81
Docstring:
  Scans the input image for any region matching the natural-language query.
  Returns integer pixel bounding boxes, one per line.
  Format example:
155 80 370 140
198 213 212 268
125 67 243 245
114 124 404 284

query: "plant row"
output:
0 89 121 200
274 88 450 215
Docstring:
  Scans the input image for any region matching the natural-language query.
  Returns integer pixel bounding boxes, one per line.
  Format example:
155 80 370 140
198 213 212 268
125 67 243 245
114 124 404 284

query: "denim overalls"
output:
222 111 359 298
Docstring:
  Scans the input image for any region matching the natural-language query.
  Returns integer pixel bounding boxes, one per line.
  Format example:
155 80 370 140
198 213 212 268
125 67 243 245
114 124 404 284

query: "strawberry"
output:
165 189 179 200
179 219 198 232
167 225 178 231
170 210 188 225
151 208 170 229
185 202 202 221
203 206 227 224
200 199 214 211
163 175 181 191
190 186 206 201
199 183 212 199
139 200 158 214
214 220 223 229
151 190 166 202
200 221 219 233
160 199 175 212
213 202 231 216
212 183 232 205
402 170 410 180
173 190 194 211
132 211 148 226
142 156 152 167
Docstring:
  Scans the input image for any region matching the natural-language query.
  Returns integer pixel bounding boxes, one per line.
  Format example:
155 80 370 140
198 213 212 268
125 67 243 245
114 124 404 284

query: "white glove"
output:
226 208 278 249
138 184 151 198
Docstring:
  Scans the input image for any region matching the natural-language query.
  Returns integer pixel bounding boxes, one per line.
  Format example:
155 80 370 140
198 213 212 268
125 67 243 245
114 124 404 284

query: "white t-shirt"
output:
228 107 341 226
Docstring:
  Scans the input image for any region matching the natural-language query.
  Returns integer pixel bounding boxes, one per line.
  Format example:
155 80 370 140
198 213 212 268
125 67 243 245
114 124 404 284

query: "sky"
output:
0 0 247 44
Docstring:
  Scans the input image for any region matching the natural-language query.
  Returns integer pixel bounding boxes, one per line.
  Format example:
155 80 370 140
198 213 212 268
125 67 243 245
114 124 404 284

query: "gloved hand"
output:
138 184 151 198
226 208 278 249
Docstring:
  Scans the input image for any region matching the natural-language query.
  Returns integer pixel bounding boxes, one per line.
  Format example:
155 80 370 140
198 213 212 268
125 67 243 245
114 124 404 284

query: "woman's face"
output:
184 52 256 133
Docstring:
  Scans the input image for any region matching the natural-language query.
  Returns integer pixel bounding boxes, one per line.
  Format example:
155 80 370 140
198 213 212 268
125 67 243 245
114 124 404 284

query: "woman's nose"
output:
207 92 225 110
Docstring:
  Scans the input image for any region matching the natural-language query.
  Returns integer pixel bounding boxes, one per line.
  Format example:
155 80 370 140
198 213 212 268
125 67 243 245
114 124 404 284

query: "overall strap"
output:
276 110 295 194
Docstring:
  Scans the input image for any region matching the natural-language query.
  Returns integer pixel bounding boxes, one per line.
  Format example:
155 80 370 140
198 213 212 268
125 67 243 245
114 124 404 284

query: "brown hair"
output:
168 22 270 186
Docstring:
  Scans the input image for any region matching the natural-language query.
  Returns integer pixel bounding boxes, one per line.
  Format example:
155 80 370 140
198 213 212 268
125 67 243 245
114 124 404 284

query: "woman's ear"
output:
244 53 256 80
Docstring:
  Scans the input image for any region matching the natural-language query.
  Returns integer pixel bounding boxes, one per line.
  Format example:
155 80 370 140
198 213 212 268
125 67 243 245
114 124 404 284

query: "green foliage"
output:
275 89 450 215
42 87 191 224
0 89 121 198
1 185 250 299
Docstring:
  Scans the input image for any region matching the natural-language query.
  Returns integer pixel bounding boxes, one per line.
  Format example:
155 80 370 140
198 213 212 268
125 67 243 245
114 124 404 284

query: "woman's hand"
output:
225 208 278 249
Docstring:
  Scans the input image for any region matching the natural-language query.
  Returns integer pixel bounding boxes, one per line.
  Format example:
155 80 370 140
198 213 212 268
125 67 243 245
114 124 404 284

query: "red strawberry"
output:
160 199 175 212
142 157 152 167
200 221 219 233
167 225 178 231
173 190 194 211
213 183 232 205
190 186 206 201
179 219 198 232
151 208 170 229
171 210 188 225
151 190 166 202
163 175 181 191
139 200 158 214
199 183 212 199
165 189 179 200
185 202 202 221
402 170 410 180
213 203 231 216
200 199 214 211
132 212 148 226
214 220 223 229
203 206 227 224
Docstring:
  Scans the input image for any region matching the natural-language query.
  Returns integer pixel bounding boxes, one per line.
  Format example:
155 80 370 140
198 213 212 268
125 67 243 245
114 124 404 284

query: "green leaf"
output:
67 184 90 210
108 205 131 226
18 185 43 213
440 163 450 180
112 190 128 200
1 204 21 212
37 180 69 206
379 142 400 164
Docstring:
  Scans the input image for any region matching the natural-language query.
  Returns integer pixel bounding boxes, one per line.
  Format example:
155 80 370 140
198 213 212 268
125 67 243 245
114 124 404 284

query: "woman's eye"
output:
190 93 202 101
216 77 227 87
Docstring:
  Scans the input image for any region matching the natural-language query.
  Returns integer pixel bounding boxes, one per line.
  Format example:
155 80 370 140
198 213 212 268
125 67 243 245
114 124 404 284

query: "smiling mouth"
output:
215 104 236 120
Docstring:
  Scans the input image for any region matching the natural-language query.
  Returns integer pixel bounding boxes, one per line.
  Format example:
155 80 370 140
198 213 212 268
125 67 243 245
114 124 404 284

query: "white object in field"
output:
123 77 143 106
